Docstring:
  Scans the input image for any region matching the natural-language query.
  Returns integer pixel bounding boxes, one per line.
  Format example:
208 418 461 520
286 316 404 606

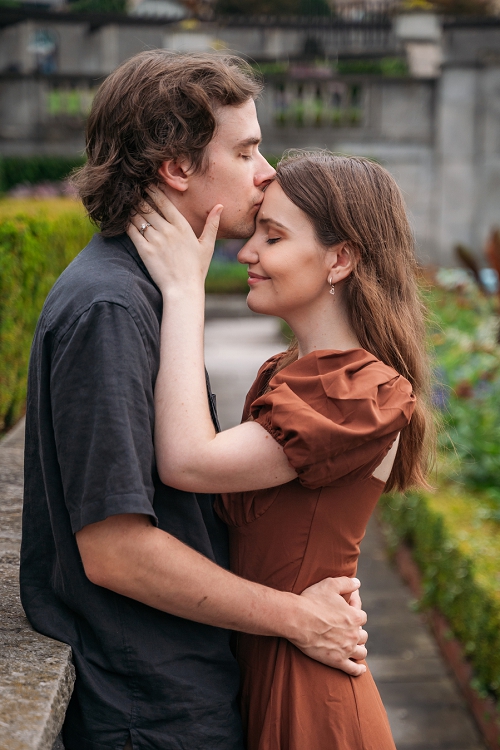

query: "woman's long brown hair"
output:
271 151 434 492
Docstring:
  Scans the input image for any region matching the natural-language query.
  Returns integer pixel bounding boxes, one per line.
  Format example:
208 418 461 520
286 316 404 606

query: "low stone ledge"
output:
0 420 75 750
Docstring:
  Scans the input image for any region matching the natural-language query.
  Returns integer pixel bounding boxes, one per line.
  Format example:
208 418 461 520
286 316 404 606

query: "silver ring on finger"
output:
139 222 152 237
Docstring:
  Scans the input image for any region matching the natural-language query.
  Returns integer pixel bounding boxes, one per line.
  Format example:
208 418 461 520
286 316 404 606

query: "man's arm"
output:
76 513 368 676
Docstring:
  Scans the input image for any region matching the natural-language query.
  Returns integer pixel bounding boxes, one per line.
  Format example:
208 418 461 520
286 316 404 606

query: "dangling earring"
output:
328 276 335 296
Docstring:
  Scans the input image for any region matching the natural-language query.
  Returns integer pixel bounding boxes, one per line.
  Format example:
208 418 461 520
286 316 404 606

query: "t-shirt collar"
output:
115 232 160 292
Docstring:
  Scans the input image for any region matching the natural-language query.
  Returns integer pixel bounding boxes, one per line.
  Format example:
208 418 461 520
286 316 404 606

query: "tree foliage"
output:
68 0 127 13
215 0 331 16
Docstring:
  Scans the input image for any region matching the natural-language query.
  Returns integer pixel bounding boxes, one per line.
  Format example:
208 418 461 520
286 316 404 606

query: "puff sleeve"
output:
241 353 285 422
250 349 416 489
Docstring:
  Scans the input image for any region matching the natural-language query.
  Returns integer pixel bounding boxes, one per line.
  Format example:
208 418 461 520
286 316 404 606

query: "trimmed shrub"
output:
379 488 500 702
0 198 85 221
216 0 331 16
0 200 254 431
0 207 94 431
337 58 408 76
0 156 85 193
205 260 249 294
70 0 127 11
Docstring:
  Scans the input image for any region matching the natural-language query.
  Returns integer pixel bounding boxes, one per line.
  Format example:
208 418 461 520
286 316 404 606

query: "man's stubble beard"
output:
218 214 257 241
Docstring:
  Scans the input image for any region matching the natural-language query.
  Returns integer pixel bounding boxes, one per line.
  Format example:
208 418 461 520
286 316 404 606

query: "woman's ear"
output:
327 242 356 283
158 158 193 193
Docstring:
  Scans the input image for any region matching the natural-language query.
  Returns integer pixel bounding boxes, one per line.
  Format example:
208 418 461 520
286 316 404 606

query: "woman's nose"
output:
237 239 259 265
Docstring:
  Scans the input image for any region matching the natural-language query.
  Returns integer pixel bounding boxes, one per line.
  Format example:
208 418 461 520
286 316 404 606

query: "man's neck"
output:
155 184 205 238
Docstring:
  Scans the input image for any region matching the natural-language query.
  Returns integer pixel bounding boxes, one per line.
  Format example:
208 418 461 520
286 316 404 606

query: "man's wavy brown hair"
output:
72 51 262 237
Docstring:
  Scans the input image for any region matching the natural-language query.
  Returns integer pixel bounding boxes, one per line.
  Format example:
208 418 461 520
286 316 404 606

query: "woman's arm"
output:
129 189 297 493
152 284 296 492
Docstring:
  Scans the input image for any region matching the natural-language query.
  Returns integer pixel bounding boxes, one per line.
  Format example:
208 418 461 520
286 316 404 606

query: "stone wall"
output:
0 11 499 265
0 420 75 750
256 75 438 260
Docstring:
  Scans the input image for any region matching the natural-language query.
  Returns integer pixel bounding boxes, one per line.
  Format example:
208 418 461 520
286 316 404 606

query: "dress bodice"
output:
215 348 415 590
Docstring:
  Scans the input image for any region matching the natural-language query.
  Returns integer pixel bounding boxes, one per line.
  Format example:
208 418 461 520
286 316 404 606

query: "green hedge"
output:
0 211 94 431
0 202 253 431
0 156 85 193
379 489 500 703
253 59 408 77
70 0 127 11
205 260 249 294
337 58 408 76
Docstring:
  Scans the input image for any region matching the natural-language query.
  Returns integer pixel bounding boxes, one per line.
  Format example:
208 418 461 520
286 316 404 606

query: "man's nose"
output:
255 154 276 189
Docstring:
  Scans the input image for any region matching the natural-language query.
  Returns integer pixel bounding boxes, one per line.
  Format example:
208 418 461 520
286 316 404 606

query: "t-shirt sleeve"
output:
250 352 416 489
50 301 158 533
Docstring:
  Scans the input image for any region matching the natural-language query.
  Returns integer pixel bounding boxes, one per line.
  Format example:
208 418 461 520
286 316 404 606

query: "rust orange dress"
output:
215 348 416 750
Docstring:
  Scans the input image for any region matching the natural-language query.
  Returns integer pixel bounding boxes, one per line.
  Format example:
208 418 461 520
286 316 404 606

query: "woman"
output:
129 152 432 750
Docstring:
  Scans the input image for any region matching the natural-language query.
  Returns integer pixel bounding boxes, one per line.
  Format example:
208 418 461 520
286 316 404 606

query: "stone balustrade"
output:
0 420 74 750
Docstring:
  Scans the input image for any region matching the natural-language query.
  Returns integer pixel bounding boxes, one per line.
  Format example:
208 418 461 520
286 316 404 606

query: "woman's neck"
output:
286 294 361 359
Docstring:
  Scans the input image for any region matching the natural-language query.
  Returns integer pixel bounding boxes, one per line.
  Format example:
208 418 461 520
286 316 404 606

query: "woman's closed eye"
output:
266 237 281 245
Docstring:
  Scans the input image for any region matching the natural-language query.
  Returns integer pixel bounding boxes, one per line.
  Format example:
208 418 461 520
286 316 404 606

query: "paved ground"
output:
204 314 486 750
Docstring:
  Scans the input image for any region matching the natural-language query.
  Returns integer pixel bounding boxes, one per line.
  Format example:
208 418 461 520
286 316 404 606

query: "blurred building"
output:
0 4 499 263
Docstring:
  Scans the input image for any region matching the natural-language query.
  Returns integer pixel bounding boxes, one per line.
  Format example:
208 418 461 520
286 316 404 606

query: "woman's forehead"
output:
258 181 307 230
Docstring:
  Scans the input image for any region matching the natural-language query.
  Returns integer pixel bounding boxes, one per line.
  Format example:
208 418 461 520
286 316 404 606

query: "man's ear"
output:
327 242 356 283
158 158 193 193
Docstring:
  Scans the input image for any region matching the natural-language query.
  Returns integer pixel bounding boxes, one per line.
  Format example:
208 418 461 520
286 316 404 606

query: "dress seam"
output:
348 673 365 749
289 486 323 594
221 485 285 528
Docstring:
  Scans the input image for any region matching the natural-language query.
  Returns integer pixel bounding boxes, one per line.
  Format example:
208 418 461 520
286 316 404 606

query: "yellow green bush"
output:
0 197 86 221
379 487 500 703
0 198 254 431
0 203 94 431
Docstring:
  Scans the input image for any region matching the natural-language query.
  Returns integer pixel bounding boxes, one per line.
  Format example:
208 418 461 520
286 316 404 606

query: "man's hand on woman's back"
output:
290 577 368 676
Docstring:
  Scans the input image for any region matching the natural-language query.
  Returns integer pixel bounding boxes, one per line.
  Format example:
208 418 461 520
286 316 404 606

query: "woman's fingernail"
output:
352 578 360 586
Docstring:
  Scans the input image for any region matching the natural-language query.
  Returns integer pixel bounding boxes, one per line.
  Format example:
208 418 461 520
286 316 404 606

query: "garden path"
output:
205 312 486 750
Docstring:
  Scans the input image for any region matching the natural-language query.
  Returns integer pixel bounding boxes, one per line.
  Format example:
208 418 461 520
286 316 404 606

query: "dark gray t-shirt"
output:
20 233 243 750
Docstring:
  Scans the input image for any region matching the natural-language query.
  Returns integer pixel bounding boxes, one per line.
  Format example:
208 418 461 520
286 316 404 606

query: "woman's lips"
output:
248 272 270 285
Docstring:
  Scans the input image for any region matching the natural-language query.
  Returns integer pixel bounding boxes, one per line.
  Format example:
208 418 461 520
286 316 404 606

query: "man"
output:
20 51 367 750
